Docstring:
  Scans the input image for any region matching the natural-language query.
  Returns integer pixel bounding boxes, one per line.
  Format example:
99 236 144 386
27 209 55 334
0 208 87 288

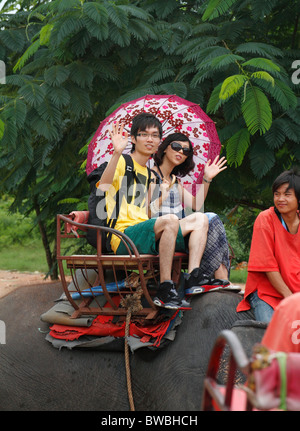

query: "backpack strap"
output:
106 154 134 244
106 154 152 249
146 165 152 190
151 169 161 183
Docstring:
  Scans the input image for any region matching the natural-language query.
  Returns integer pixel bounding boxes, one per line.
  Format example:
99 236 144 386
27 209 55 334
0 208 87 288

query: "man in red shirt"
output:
237 168 300 323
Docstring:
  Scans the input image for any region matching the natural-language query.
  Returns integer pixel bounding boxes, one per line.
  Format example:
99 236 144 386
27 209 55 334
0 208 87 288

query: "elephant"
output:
0 282 265 411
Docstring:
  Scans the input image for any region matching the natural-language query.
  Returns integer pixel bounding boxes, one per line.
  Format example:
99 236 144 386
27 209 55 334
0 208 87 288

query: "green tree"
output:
0 0 299 275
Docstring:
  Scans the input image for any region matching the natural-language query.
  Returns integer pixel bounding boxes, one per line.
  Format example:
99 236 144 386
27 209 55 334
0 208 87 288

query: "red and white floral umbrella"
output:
86 94 221 193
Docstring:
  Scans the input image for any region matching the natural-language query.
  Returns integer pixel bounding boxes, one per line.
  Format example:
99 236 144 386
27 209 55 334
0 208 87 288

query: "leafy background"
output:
0 0 299 277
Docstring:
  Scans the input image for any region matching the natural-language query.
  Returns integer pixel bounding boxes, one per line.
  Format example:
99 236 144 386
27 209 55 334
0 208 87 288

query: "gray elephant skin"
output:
0 284 263 411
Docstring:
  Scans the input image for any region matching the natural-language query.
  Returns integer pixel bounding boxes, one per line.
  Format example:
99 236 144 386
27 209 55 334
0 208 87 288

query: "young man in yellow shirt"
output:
98 113 191 310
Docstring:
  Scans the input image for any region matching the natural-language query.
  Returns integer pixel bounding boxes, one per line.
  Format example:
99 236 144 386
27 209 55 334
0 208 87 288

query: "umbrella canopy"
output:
86 94 221 191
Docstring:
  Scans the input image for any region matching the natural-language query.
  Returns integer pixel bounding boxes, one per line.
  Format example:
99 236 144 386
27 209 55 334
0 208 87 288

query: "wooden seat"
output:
57 213 188 322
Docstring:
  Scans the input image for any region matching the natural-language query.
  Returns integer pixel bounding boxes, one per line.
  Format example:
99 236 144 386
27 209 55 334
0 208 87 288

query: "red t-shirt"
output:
261 293 300 352
237 207 300 313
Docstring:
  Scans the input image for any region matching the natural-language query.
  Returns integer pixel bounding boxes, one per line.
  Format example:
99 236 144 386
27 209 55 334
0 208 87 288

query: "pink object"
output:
66 211 89 236
86 94 221 194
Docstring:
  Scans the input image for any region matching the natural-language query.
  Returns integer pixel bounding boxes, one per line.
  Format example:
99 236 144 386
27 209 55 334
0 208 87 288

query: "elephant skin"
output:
0 284 256 411
231 320 267 358
215 320 267 389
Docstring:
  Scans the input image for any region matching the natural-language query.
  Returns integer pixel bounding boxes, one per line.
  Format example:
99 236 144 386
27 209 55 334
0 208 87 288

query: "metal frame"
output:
202 330 253 411
57 214 188 321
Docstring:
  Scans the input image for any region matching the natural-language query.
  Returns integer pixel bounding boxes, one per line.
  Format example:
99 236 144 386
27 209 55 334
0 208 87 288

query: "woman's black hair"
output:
272 166 300 209
153 132 195 177
130 113 163 152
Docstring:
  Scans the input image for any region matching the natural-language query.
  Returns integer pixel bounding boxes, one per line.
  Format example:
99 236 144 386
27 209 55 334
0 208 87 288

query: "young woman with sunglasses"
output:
149 132 238 293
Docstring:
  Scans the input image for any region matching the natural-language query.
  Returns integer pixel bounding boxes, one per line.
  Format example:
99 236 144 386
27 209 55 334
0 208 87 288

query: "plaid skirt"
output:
198 214 230 279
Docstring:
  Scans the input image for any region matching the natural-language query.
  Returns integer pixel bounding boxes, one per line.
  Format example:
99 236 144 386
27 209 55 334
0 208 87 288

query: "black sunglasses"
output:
170 141 192 156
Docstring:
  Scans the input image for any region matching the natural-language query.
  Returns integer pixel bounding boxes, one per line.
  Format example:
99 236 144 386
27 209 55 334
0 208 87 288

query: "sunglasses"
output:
170 141 192 156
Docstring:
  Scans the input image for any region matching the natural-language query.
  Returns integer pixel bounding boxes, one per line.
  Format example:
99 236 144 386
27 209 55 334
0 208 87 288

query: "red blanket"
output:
50 298 178 347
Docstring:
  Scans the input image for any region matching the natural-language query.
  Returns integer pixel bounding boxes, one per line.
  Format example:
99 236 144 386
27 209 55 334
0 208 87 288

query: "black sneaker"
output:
153 281 191 310
184 269 240 295
184 268 209 291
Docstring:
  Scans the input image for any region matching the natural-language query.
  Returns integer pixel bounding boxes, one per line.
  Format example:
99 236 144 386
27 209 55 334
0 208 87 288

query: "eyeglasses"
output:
137 132 161 140
170 141 192 156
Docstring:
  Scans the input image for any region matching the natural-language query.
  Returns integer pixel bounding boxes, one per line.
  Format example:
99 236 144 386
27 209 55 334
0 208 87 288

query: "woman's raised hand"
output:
204 155 227 181
109 121 128 154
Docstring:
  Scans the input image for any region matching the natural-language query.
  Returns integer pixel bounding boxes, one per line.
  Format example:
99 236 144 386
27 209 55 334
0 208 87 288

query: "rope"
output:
121 287 143 412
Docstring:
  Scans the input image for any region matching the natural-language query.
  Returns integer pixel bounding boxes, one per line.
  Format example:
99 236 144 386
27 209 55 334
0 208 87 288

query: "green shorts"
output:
115 219 186 255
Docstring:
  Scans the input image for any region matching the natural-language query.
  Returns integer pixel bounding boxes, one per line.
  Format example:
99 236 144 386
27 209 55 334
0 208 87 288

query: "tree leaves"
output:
226 128 251 166
13 39 40 72
211 53 245 70
202 0 239 21
242 58 281 77
66 62 94 88
242 85 272 135
18 82 46 107
3 99 27 129
0 119 5 140
251 71 275 86
82 2 109 25
249 138 276 179
0 0 299 268
235 42 284 59
40 24 53 46
253 78 298 110
219 75 248 100
44 65 70 86
207 82 224 113
0 28 26 52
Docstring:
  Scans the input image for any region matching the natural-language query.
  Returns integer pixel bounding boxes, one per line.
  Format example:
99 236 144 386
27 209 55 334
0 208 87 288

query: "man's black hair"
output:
130 113 162 152
272 166 300 209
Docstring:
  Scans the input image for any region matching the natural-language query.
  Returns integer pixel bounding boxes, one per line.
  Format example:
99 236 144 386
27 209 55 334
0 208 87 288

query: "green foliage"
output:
242 58 281 76
0 0 299 275
242 85 272 135
224 224 249 263
0 197 41 247
226 128 250 166
202 0 239 21
224 204 262 261
219 75 247 100
13 39 40 72
235 42 284 59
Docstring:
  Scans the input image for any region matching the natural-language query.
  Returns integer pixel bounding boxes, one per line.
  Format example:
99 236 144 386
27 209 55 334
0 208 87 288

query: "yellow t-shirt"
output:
97 156 150 253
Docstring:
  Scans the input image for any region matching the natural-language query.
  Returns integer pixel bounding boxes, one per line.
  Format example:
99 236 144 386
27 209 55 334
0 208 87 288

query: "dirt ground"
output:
0 270 64 299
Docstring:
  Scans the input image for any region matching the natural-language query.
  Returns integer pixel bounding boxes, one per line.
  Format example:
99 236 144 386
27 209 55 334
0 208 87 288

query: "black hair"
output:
272 166 300 209
153 132 195 177
130 113 162 152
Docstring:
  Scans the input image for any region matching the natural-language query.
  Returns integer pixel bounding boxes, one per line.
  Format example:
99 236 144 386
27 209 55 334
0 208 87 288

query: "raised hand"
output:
108 121 128 154
204 155 227 181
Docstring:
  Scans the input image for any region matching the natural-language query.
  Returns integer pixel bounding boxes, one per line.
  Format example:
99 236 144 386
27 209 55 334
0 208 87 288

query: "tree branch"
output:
33 198 58 280
231 198 268 211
